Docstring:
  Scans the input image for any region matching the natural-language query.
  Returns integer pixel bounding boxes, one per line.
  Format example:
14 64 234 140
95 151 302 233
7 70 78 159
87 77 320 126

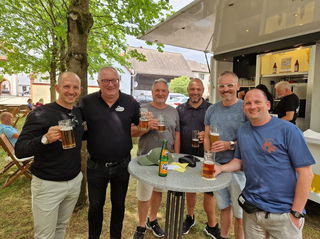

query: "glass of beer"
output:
58 119 76 149
139 108 149 130
202 152 215 180
192 130 199 148
157 114 166 132
210 126 220 144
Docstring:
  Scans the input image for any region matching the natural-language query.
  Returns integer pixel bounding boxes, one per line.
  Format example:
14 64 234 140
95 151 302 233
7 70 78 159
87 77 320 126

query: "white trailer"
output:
140 0 320 204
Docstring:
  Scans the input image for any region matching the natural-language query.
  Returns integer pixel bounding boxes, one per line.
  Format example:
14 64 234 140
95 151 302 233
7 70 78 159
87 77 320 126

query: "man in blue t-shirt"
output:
214 89 315 239
0 112 19 146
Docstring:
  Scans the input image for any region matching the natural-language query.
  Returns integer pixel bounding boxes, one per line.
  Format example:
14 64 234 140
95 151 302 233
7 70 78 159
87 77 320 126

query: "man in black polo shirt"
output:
176 78 219 236
79 66 140 239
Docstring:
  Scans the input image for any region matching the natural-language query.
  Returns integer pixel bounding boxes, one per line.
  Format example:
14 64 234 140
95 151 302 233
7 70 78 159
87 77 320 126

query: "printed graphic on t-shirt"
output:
262 138 277 153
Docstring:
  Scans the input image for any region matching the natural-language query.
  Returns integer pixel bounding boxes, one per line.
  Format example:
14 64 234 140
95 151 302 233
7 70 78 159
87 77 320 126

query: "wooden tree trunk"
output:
66 0 93 208
49 35 58 102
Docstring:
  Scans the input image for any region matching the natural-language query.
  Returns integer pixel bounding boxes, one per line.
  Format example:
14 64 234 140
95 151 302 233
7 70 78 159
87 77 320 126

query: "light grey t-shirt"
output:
204 100 247 164
137 103 180 156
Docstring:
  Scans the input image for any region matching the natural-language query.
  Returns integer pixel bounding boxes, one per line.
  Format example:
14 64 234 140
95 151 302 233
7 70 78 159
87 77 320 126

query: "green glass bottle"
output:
159 140 168 177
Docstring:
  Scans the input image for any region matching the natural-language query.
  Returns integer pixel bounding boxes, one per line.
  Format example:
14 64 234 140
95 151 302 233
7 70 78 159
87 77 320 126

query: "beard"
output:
190 96 201 104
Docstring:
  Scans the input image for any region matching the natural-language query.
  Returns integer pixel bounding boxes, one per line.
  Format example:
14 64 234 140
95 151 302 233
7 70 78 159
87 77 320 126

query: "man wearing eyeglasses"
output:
15 72 84 239
203 71 247 239
79 66 140 239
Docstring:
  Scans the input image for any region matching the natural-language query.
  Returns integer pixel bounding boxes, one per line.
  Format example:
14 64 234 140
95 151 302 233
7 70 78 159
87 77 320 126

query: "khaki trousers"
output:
31 173 82 239
244 211 304 239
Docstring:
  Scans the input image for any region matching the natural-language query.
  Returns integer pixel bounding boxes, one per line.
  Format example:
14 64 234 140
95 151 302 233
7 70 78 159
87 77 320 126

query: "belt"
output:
90 156 130 168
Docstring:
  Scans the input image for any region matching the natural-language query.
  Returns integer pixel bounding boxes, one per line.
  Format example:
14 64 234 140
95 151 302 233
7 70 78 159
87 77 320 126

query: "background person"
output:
176 78 218 235
35 98 44 107
0 112 20 146
79 66 140 239
273 81 299 124
255 84 273 112
27 98 35 110
204 71 247 239
132 78 180 239
214 89 315 239
15 72 84 239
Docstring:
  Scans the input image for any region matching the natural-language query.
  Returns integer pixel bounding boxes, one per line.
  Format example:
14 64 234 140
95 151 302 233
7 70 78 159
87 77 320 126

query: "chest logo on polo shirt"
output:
115 106 124 112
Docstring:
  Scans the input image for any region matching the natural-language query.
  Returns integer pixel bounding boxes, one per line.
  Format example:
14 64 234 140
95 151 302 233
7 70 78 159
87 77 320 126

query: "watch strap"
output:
290 210 304 218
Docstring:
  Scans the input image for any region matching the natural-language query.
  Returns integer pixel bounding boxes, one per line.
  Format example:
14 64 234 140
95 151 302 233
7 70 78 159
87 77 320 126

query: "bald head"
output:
58 72 81 86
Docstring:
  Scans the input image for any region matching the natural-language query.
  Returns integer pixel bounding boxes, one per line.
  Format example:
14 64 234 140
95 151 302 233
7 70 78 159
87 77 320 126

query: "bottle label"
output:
159 162 168 176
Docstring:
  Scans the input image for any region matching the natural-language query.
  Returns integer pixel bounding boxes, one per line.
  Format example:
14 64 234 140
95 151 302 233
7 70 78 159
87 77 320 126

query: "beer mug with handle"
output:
58 119 76 149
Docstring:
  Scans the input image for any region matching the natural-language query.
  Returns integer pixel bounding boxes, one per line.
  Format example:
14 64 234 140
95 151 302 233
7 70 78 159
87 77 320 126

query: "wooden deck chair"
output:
0 134 33 188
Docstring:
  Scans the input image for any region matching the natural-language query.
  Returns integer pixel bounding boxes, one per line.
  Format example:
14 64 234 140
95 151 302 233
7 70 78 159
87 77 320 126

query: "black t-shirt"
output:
15 102 84 181
177 99 211 156
79 91 140 163
274 93 299 124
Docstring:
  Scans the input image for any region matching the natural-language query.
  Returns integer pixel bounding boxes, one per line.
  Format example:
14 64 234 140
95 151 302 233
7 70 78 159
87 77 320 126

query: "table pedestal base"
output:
164 191 185 239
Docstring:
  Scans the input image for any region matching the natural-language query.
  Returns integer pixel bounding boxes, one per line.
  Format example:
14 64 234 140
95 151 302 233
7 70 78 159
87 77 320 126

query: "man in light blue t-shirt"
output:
0 112 19 146
214 89 315 239
204 71 247 239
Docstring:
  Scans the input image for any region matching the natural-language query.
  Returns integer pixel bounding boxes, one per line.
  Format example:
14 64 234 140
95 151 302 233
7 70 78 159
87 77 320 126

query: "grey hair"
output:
152 78 168 90
218 71 239 83
98 66 120 81
275 81 291 90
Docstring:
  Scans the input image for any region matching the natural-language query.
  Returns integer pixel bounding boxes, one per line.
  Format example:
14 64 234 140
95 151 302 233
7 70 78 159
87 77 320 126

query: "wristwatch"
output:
290 210 305 218
229 141 235 150
41 135 49 145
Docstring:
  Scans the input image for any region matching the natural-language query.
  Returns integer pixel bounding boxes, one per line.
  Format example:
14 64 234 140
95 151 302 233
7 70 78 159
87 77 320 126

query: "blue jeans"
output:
87 157 130 239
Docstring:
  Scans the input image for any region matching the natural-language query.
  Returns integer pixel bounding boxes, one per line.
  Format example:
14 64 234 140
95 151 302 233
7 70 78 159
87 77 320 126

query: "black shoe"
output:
182 215 196 234
146 218 165 238
203 223 220 239
133 226 146 239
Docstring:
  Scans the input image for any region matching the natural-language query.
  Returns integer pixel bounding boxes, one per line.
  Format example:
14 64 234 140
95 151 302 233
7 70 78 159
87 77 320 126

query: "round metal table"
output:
128 154 232 239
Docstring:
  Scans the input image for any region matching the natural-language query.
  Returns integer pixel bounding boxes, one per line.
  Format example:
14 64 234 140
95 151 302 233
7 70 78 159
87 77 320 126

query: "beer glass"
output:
192 130 199 148
139 108 149 130
202 152 215 180
157 114 166 132
210 126 220 144
58 119 76 149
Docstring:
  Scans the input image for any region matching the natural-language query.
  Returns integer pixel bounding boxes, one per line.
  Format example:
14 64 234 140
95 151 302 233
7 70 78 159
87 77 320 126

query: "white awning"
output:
141 0 320 56
140 0 216 53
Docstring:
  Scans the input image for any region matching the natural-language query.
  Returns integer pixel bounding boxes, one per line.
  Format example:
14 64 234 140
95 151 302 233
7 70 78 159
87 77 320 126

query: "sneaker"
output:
146 218 165 238
133 226 146 239
182 215 196 234
203 223 220 239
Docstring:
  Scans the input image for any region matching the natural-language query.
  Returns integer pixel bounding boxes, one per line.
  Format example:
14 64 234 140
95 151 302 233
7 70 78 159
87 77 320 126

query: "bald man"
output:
215 89 314 239
0 112 20 145
15 72 85 239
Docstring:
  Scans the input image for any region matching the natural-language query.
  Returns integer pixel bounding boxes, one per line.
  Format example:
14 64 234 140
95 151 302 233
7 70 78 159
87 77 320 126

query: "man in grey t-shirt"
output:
204 71 247 239
131 79 180 239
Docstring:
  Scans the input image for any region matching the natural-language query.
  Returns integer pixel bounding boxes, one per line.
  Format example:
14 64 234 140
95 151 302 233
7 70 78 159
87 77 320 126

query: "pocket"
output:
287 213 304 231
31 175 44 197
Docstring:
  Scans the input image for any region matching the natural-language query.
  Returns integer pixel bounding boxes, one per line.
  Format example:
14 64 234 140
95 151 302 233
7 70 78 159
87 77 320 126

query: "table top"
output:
128 154 232 193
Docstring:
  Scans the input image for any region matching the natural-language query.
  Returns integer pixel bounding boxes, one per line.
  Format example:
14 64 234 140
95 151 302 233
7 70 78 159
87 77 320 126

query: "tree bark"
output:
66 0 93 209
49 35 58 102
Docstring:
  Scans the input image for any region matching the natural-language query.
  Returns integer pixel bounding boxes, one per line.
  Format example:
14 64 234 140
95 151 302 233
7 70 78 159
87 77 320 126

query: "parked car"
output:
135 94 153 104
166 96 189 108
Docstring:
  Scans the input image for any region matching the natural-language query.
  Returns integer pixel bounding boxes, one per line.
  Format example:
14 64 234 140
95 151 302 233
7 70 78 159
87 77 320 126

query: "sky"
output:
127 0 211 65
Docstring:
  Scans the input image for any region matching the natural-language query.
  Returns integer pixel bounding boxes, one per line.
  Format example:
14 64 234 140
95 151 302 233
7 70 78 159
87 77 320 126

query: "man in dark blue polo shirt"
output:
176 78 219 236
79 66 140 239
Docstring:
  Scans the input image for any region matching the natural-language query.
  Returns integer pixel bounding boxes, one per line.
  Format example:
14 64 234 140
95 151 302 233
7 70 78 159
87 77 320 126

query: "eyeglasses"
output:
99 79 119 85
218 83 237 89
67 112 79 126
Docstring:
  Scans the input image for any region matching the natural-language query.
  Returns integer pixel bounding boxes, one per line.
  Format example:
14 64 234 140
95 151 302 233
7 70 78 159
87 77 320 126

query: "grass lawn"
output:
0 127 320 238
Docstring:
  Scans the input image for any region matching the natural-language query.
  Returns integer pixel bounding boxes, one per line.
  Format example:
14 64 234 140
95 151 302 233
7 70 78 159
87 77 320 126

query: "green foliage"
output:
0 0 172 79
169 76 190 95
